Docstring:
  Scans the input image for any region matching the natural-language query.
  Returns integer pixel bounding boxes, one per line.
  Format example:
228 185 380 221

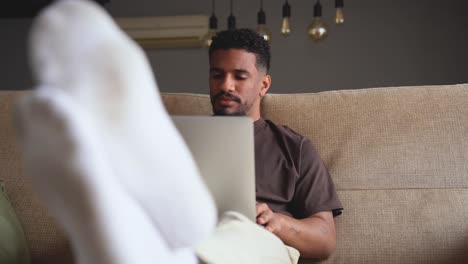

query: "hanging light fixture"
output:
280 0 291 37
307 0 328 42
256 0 271 43
335 0 344 25
228 0 236 30
201 0 218 47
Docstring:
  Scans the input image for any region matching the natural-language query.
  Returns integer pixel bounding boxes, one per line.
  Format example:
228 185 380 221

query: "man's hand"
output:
256 202 287 234
255 202 337 260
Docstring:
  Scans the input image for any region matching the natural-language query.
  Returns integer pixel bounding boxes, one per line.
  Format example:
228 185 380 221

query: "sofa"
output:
1 83 467 263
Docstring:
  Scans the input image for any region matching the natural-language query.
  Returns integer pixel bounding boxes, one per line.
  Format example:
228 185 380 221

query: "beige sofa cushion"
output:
261 84 468 190
0 91 73 263
162 93 213 115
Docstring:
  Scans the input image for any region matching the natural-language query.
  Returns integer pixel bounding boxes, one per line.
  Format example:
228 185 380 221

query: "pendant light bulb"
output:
335 0 344 25
281 0 291 36
202 0 218 47
257 24 272 43
256 0 271 43
202 15 218 47
307 0 328 42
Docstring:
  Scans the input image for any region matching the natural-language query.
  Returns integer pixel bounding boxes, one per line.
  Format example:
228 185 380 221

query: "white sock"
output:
16 88 197 264
26 0 216 258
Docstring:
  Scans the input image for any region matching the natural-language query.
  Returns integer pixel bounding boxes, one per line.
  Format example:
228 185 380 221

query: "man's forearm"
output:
274 212 336 260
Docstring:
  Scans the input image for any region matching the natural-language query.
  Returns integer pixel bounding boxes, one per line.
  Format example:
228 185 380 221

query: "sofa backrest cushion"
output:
261 84 468 190
162 93 213 115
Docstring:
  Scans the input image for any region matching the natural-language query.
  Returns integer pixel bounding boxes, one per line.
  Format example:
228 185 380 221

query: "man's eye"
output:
236 76 247 80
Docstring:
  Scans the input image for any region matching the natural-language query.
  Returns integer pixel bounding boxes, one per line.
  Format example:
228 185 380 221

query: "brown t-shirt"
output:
254 118 343 219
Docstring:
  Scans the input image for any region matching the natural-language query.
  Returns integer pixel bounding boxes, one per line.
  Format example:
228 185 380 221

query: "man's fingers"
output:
255 202 286 235
255 202 269 217
255 203 284 235
256 202 274 226
257 209 273 225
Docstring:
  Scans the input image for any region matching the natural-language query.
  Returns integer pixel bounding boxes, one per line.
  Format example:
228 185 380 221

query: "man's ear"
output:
260 74 271 97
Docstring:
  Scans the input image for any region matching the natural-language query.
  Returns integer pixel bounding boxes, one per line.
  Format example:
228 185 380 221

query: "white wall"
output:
1 0 467 93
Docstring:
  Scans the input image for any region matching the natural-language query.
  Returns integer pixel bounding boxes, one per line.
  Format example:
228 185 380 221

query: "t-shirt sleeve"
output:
291 138 343 218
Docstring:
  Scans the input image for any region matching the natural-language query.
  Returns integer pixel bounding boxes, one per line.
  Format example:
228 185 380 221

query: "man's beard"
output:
211 92 247 116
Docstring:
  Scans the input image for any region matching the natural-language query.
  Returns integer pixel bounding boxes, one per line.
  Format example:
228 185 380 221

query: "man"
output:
208 29 343 260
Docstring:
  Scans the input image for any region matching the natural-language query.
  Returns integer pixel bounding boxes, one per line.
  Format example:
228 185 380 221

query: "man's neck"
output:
247 110 261 121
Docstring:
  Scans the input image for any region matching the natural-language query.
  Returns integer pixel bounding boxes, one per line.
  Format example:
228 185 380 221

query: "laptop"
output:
171 116 256 222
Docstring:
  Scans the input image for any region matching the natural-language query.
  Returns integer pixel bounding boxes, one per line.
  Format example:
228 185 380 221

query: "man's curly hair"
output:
209 28 271 72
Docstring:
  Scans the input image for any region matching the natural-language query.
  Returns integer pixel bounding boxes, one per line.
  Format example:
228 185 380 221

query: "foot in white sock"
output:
16 87 200 264
28 0 216 251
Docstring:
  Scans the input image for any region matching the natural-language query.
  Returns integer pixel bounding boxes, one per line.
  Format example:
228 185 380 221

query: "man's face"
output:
209 49 270 120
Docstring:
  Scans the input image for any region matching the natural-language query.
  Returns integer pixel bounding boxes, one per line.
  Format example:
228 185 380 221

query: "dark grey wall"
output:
1 0 468 93
1 18 33 90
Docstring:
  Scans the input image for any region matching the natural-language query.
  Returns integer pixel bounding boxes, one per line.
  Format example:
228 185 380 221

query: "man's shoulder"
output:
264 119 307 145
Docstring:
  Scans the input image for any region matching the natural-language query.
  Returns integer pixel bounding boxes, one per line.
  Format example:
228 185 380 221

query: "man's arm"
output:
256 202 336 260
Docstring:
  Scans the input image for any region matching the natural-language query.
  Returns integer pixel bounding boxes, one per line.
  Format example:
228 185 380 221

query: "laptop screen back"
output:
171 116 256 221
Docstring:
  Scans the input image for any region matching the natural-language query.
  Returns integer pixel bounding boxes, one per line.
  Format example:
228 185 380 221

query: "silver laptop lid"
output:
171 116 256 222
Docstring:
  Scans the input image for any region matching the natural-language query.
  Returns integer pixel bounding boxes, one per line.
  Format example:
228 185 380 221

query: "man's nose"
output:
220 76 235 93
